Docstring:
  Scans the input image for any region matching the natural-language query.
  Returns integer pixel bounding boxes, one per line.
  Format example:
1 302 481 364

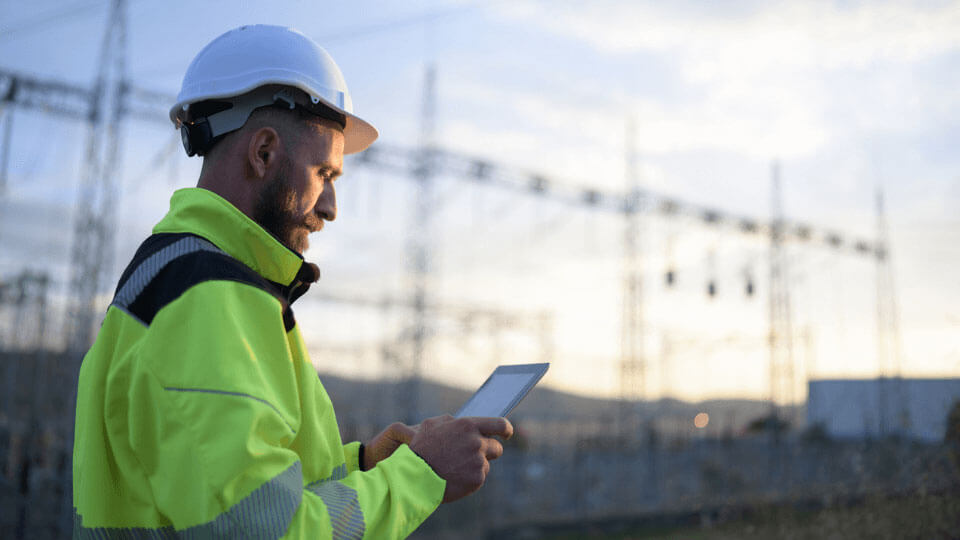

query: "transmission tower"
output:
619 115 645 442
402 64 437 423
1 59 888 425
0 270 50 351
65 0 127 353
875 186 905 436
768 161 796 439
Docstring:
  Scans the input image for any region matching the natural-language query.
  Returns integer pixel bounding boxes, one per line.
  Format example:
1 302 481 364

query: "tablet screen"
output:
455 363 549 418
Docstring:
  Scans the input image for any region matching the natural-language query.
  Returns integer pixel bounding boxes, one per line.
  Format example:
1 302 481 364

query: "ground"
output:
543 491 960 540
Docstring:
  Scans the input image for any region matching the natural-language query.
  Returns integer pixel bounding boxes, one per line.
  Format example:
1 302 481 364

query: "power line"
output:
129 4 485 81
314 2 494 44
0 67 892 412
0 1 104 43
355 143 885 259
0 69 888 263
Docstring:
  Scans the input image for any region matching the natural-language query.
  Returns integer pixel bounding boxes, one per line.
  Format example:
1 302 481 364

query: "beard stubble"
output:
252 160 308 254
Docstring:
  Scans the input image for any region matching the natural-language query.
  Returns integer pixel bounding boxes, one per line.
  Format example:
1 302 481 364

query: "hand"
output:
363 422 417 471
408 415 513 503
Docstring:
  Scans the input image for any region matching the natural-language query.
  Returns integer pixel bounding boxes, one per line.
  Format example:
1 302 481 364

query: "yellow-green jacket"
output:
73 188 445 538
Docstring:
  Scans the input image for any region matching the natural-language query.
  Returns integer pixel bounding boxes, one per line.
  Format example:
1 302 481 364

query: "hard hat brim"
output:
341 110 379 155
170 79 378 155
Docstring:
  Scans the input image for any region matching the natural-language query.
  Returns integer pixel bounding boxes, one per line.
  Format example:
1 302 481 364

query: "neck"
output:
197 163 259 218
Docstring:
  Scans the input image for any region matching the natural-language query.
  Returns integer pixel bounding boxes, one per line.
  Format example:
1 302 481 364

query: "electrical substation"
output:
1 1 957 538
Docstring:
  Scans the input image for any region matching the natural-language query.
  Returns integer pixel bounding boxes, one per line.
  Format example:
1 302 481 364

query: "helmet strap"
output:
180 86 347 156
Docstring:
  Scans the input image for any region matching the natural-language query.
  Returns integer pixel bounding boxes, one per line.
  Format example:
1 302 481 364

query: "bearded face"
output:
253 158 321 254
250 116 343 255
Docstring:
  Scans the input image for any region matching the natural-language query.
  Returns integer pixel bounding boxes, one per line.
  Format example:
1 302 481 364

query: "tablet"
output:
455 363 550 418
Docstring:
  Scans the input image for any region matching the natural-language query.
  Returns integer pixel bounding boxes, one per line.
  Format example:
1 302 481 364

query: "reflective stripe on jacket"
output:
73 187 445 538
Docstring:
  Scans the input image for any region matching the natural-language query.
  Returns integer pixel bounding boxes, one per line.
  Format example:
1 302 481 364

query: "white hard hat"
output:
170 24 378 155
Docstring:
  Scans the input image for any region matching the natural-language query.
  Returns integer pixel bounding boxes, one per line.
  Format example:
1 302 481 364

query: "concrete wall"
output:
807 378 960 441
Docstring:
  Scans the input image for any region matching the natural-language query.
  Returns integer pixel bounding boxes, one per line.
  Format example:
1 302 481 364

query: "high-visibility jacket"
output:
73 187 445 539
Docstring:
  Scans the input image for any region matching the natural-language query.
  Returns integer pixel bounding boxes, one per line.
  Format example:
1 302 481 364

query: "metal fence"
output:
1 347 958 539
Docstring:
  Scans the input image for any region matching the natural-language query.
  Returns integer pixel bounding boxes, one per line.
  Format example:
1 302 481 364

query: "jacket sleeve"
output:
124 280 445 538
343 441 363 474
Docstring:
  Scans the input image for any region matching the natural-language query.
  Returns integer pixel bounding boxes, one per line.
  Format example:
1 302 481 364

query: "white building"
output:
807 378 960 441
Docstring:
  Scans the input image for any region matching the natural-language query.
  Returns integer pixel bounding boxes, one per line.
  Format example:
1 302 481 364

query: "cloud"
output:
443 74 828 168
478 1 960 160
499 1 960 69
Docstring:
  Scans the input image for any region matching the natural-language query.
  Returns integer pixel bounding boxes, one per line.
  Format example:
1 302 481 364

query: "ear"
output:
246 126 281 179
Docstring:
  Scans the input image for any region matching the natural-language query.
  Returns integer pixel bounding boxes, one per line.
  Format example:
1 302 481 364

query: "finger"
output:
387 422 416 443
420 415 453 431
470 417 514 439
483 438 504 461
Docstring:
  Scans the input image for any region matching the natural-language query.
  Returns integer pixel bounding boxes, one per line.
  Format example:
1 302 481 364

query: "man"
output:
73 25 512 538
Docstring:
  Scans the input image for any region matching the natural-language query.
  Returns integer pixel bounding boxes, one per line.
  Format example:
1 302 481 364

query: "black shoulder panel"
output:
113 233 294 329
114 233 186 296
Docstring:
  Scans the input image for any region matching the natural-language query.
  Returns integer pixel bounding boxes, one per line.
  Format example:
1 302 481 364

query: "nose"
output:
316 178 337 222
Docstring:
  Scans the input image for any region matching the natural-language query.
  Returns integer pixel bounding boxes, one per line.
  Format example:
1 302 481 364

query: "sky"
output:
0 0 958 403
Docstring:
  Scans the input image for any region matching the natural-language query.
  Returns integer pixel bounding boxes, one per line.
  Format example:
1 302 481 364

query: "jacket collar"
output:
153 187 318 290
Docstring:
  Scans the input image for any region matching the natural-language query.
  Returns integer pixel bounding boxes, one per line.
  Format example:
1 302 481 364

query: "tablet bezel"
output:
454 362 550 418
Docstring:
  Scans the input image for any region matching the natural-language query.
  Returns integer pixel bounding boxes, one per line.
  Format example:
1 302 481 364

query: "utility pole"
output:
619 115 645 443
404 64 437 423
65 0 127 353
875 186 905 436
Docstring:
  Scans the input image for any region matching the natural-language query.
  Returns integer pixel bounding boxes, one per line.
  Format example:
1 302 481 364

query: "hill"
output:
317 372 799 442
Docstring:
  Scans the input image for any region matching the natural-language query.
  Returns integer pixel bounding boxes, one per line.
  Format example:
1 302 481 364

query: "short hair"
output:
243 105 314 152
196 84 345 159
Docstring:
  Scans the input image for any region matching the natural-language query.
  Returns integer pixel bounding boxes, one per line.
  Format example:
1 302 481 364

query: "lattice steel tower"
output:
66 0 127 353
619 115 645 442
768 161 796 436
403 64 437 423
875 186 905 436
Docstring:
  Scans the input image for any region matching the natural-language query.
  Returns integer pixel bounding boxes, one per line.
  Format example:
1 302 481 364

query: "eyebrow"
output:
318 163 343 179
